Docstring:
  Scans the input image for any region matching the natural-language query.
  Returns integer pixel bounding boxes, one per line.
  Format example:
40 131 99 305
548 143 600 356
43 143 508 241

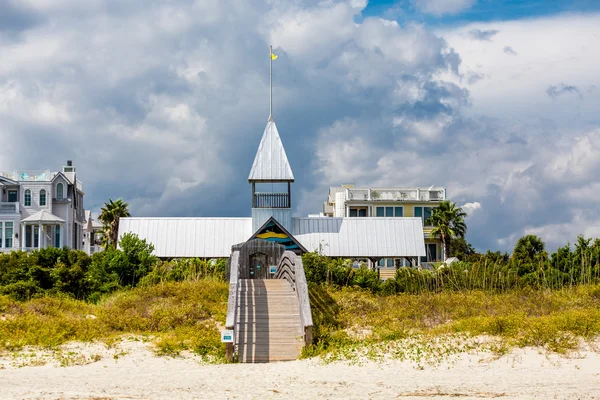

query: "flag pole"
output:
269 44 273 120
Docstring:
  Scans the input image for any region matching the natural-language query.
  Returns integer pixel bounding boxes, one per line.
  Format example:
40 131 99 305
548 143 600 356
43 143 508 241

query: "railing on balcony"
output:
253 192 290 208
347 188 445 202
0 202 19 214
0 170 53 182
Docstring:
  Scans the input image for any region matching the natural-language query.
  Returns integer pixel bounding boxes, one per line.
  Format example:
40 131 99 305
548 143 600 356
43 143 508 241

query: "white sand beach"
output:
2 339 600 400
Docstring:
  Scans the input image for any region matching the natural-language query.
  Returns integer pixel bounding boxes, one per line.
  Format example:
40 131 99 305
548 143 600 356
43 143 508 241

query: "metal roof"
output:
248 119 294 182
119 217 426 258
22 210 65 224
118 218 253 258
292 217 426 257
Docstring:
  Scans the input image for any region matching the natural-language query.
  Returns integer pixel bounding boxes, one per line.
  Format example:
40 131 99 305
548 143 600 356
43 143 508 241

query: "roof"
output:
248 119 294 182
22 210 66 224
118 218 254 258
292 217 426 258
119 216 425 258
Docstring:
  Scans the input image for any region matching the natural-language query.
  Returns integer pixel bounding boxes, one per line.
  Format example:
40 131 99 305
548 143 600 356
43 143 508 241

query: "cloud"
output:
468 29 499 41
503 45 517 55
2 2 600 256
462 202 481 214
412 0 477 16
546 83 580 98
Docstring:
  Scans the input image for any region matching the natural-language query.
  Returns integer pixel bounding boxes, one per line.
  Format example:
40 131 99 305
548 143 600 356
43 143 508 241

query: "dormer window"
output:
24 189 31 207
40 189 47 206
57 183 64 200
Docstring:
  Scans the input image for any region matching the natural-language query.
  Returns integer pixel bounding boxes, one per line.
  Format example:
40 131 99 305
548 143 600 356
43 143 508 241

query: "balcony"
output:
253 192 290 209
0 170 53 182
0 202 19 214
347 188 445 202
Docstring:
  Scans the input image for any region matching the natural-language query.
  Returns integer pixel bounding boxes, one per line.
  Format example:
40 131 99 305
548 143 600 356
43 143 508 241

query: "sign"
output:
269 266 277 274
221 330 234 343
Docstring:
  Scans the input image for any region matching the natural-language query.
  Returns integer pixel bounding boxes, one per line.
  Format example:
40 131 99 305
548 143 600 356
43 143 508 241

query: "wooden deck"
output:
236 279 303 363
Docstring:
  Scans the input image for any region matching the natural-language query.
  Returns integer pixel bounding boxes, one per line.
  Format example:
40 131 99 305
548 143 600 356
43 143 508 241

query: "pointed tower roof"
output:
248 118 294 182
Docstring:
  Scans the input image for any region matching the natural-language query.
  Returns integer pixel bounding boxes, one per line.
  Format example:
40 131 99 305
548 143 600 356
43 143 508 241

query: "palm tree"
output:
427 201 467 260
99 198 131 248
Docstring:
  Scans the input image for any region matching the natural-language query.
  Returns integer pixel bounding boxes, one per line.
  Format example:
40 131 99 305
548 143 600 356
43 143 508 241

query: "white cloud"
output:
462 202 481 214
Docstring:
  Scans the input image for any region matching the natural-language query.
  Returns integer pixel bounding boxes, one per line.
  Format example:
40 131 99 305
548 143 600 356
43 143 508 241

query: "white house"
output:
0 161 85 253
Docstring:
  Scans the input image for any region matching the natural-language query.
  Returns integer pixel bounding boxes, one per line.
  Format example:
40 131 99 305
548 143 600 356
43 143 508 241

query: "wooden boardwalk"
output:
236 279 304 363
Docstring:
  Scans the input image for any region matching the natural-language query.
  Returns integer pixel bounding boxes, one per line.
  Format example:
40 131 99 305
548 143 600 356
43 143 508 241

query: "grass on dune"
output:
306 284 600 361
0 279 229 360
1 280 600 365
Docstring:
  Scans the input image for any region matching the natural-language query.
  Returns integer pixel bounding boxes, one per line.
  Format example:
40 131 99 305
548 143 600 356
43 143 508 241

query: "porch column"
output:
20 224 25 250
38 224 42 249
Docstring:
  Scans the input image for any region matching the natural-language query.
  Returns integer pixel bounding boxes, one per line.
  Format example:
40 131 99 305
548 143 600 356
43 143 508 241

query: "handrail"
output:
275 251 313 347
225 250 240 361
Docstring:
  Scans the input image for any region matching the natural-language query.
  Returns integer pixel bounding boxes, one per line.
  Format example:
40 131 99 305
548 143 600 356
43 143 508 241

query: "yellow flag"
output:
271 52 278 60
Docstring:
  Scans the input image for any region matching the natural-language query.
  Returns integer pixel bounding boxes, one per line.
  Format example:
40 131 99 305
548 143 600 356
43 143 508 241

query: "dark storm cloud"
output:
0 2 42 34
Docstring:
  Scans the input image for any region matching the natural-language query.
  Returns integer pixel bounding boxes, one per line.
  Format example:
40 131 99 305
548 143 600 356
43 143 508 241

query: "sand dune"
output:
1 339 600 400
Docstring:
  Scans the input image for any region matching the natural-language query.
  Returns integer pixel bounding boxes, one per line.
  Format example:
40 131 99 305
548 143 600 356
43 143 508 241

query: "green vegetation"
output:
99 198 131 248
302 234 600 294
0 233 226 302
0 280 228 359
428 201 468 260
306 284 600 362
1 227 599 364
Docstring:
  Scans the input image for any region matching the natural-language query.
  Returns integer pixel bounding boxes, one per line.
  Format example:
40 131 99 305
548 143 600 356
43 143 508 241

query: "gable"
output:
250 216 306 252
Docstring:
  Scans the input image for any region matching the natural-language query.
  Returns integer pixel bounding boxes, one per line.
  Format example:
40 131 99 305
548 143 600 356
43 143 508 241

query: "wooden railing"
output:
253 192 290 208
225 250 240 361
274 251 313 347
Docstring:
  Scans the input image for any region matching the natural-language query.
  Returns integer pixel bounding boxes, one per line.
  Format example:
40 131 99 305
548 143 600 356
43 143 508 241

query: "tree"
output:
449 237 476 260
427 201 468 260
99 198 131 248
512 235 546 264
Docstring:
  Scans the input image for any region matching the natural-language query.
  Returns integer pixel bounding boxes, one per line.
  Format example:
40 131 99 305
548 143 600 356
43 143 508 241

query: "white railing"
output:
0 202 19 214
0 170 53 182
346 188 445 202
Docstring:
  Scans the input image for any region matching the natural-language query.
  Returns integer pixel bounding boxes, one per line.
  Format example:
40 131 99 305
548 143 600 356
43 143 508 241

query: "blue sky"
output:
363 0 600 24
1 0 600 253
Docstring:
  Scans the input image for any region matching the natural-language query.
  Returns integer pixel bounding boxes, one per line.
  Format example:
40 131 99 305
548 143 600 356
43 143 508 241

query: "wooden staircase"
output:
236 279 304 363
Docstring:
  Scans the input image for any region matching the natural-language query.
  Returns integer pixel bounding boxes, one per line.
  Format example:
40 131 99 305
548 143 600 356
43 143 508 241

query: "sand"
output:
1 339 600 400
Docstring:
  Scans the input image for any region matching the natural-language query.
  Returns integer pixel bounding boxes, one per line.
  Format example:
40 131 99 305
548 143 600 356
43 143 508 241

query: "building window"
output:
56 183 64 200
378 258 394 267
349 208 367 217
420 243 438 263
24 189 31 206
55 225 61 248
4 222 13 248
414 206 434 225
8 190 17 202
40 189 47 206
376 206 403 217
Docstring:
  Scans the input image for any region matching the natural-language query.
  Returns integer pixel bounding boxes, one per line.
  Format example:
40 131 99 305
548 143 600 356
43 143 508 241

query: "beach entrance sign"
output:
269 265 277 274
221 330 234 343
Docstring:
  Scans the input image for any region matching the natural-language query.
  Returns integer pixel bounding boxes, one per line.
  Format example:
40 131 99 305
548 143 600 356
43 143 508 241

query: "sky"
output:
1 0 599 253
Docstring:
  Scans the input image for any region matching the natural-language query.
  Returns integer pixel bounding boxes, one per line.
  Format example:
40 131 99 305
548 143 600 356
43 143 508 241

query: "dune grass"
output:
0 279 229 360
306 284 600 361
1 280 599 365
